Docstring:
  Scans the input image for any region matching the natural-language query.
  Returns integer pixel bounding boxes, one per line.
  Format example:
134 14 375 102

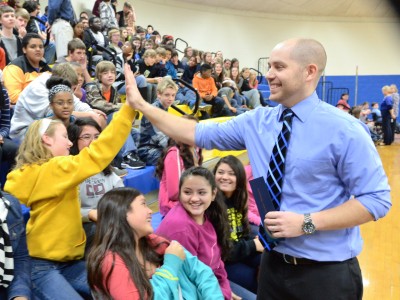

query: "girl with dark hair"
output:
87 187 223 299
155 115 203 217
68 117 124 255
213 156 262 294
212 62 224 90
46 76 75 127
156 167 234 300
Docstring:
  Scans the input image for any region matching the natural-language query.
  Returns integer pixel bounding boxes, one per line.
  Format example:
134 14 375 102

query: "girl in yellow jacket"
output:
4 64 139 299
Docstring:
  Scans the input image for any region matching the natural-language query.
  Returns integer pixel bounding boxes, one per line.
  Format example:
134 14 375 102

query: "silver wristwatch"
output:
302 213 316 234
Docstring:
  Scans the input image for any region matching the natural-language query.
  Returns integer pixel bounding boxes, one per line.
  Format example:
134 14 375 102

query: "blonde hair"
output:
155 47 166 58
382 85 391 94
142 49 156 59
95 61 116 81
157 77 178 94
15 119 63 169
390 84 398 93
108 28 120 40
15 8 30 21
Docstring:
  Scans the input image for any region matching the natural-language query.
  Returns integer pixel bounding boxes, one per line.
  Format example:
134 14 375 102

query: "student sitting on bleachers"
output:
4 64 138 299
181 55 200 85
181 46 193 66
138 78 177 166
155 115 203 217
0 6 23 68
87 187 223 300
192 64 226 118
213 156 261 295
46 76 76 128
0 192 31 300
54 38 92 84
3 33 52 105
371 102 382 123
85 60 123 115
84 60 145 169
83 16 109 68
157 167 253 300
230 67 261 109
336 93 351 112
68 117 124 256
10 62 106 142
134 49 161 103
218 84 248 116
212 61 224 90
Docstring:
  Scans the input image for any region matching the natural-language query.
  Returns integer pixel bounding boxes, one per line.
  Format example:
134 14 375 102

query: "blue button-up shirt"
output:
48 0 74 25
195 92 391 261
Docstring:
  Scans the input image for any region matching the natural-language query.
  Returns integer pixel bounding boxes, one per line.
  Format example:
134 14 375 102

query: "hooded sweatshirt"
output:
4 105 136 261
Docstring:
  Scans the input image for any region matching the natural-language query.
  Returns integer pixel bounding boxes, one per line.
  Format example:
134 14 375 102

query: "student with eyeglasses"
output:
67 117 125 257
46 76 76 128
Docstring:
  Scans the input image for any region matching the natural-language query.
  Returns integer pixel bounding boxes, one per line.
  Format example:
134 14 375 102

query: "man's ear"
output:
305 63 318 81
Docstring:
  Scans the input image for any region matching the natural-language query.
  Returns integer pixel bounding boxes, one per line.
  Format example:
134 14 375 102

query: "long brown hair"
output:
213 155 251 240
179 167 232 260
87 188 166 299
155 115 203 179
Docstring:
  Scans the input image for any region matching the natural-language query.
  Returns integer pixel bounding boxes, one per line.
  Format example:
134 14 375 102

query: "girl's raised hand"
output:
124 64 146 109
165 240 186 260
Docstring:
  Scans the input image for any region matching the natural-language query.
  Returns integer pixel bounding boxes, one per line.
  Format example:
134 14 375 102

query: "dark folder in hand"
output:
249 176 282 249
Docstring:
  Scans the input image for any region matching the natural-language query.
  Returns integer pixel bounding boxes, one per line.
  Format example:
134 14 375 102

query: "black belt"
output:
271 251 340 265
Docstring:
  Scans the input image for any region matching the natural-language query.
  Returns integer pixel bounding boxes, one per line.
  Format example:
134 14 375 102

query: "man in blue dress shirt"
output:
48 0 74 59
125 38 391 299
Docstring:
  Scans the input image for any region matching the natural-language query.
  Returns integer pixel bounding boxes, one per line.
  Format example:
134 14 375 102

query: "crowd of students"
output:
0 0 269 299
0 0 396 299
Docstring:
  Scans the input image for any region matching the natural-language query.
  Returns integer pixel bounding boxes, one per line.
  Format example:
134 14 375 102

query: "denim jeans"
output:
226 253 261 293
230 281 257 300
107 112 137 160
31 258 92 300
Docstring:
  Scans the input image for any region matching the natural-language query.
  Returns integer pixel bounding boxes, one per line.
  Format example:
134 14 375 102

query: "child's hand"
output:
165 240 186 260
229 107 237 113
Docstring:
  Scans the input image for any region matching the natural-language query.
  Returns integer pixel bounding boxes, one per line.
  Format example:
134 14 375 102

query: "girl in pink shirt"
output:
155 115 203 217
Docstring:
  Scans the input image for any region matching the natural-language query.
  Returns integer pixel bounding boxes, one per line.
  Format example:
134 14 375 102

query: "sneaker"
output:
121 152 146 169
112 166 128 177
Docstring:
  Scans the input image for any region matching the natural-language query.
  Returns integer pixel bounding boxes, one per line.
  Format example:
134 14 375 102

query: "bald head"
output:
275 38 327 77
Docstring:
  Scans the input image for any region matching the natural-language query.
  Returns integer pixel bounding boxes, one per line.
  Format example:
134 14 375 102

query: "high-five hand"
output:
124 64 146 110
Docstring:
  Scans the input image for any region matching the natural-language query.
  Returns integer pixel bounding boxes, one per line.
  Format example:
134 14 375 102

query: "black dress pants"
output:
257 250 363 300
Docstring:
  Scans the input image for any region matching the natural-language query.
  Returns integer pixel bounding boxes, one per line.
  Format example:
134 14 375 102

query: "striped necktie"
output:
266 108 295 210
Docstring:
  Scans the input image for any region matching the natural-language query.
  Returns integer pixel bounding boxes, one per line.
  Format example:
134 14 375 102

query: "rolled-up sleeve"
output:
338 121 391 220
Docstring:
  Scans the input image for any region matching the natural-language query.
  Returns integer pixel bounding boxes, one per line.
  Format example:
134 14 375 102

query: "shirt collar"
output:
278 91 320 123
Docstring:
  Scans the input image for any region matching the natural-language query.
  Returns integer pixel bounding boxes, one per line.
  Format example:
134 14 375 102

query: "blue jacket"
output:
0 193 31 300
152 250 224 300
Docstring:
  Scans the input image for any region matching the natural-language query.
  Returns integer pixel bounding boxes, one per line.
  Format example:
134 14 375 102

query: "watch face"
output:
303 222 316 234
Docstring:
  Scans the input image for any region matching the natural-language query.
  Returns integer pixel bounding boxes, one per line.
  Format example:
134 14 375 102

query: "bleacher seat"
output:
123 166 160 194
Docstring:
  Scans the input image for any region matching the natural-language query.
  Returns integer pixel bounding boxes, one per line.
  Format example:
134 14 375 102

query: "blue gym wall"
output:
318 75 400 107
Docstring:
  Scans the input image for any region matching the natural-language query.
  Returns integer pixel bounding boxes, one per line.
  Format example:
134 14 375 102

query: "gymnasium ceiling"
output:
176 0 396 19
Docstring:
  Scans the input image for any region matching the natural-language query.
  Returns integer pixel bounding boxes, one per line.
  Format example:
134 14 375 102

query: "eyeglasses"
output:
78 134 100 141
53 100 74 107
